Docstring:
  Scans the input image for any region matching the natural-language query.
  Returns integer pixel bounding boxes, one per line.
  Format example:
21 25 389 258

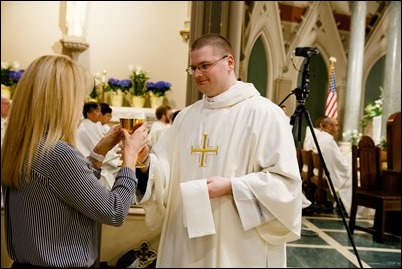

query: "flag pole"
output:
325 57 338 118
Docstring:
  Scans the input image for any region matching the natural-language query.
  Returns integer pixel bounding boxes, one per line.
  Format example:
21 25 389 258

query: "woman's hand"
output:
121 122 148 170
137 145 150 163
93 124 124 156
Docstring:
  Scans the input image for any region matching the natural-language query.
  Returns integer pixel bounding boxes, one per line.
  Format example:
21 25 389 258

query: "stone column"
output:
381 1 401 136
228 1 244 77
186 1 206 106
342 1 366 139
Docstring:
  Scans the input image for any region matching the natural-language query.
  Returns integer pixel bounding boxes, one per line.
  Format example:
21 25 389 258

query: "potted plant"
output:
128 64 149 107
129 64 149 97
104 78 132 106
104 78 132 94
146 81 172 108
118 79 132 94
87 79 99 102
361 87 383 143
146 81 172 97
1 61 24 99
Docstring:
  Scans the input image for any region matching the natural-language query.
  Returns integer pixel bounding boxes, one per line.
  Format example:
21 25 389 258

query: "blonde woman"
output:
1 55 148 268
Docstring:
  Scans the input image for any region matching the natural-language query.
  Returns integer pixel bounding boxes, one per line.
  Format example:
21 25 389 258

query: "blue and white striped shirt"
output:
3 140 138 267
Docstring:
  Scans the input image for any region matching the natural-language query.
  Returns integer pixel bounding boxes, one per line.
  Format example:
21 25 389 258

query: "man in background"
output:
147 104 172 148
303 116 326 151
76 102 120 190
100 102 113 134
303 117 352 215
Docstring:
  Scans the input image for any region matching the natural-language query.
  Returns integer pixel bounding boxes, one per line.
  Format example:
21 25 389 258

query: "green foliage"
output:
361 87 383 132
129 65 149 96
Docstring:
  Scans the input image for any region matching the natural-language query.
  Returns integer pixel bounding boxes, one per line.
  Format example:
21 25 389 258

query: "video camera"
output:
295 47 319 58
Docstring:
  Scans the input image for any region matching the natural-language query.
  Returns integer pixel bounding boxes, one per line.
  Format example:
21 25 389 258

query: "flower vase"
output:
371 115 382 144
110 92 124 107
1 84 11 99
365 115 382 144
338 141 352 160
381 149 387 169
150 95 164 109
131 95 146 108
86 97 98 103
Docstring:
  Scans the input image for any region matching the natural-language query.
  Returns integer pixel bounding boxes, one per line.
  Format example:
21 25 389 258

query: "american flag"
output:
325 58 337 118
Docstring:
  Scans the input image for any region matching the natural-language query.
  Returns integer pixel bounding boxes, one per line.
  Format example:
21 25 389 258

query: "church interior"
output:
1 1 400 268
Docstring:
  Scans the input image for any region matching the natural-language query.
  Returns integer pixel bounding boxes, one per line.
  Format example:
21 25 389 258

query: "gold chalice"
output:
119 115 146 168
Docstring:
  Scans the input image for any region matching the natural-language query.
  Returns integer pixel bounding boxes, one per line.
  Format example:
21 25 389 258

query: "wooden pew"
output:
384 111 401 235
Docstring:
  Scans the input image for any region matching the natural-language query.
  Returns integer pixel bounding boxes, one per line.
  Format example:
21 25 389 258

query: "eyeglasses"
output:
186 55 228 75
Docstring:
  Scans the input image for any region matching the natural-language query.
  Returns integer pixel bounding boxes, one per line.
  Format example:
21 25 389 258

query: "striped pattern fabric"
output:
325 60 337 118
3 140 137 267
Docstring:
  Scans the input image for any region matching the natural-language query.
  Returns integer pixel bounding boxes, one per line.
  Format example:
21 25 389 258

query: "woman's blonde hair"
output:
1 55 93 188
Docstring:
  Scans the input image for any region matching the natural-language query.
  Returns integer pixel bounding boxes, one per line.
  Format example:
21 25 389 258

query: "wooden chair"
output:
386 111 401 171
300 149 315 202
349 136 401 243
300 149 313 181
311 151 328 206
384 111 401 235
296 147 303 173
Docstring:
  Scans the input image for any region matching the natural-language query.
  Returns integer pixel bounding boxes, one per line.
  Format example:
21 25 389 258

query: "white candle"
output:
101 70 107 83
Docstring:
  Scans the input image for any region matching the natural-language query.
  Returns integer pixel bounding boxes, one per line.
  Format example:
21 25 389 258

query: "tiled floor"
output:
287 209 401 268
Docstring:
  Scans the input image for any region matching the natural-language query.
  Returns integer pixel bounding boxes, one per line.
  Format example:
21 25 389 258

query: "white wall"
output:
1 1 189 109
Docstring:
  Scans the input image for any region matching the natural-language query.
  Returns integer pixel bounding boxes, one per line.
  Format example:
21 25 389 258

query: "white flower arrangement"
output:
342 129 362 145
361 87 383 131
1 61 24 87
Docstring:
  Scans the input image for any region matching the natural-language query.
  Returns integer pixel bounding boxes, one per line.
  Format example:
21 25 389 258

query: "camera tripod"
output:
279 49 363 268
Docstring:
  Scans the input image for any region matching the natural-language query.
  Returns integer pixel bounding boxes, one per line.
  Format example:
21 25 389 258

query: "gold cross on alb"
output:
191 133 218 167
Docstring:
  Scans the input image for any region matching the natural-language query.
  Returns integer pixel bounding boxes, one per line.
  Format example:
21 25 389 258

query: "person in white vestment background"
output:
302 116 326 207
171 109 181 123
76 102 121 190
303 115 326 152
147 104 172 149
100 102 113 134
133 33 302 268
303 117 353 215
303 116 374 218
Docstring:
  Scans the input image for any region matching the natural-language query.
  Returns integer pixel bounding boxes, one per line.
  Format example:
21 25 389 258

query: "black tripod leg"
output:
290 106 303 143
303 109 364 268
